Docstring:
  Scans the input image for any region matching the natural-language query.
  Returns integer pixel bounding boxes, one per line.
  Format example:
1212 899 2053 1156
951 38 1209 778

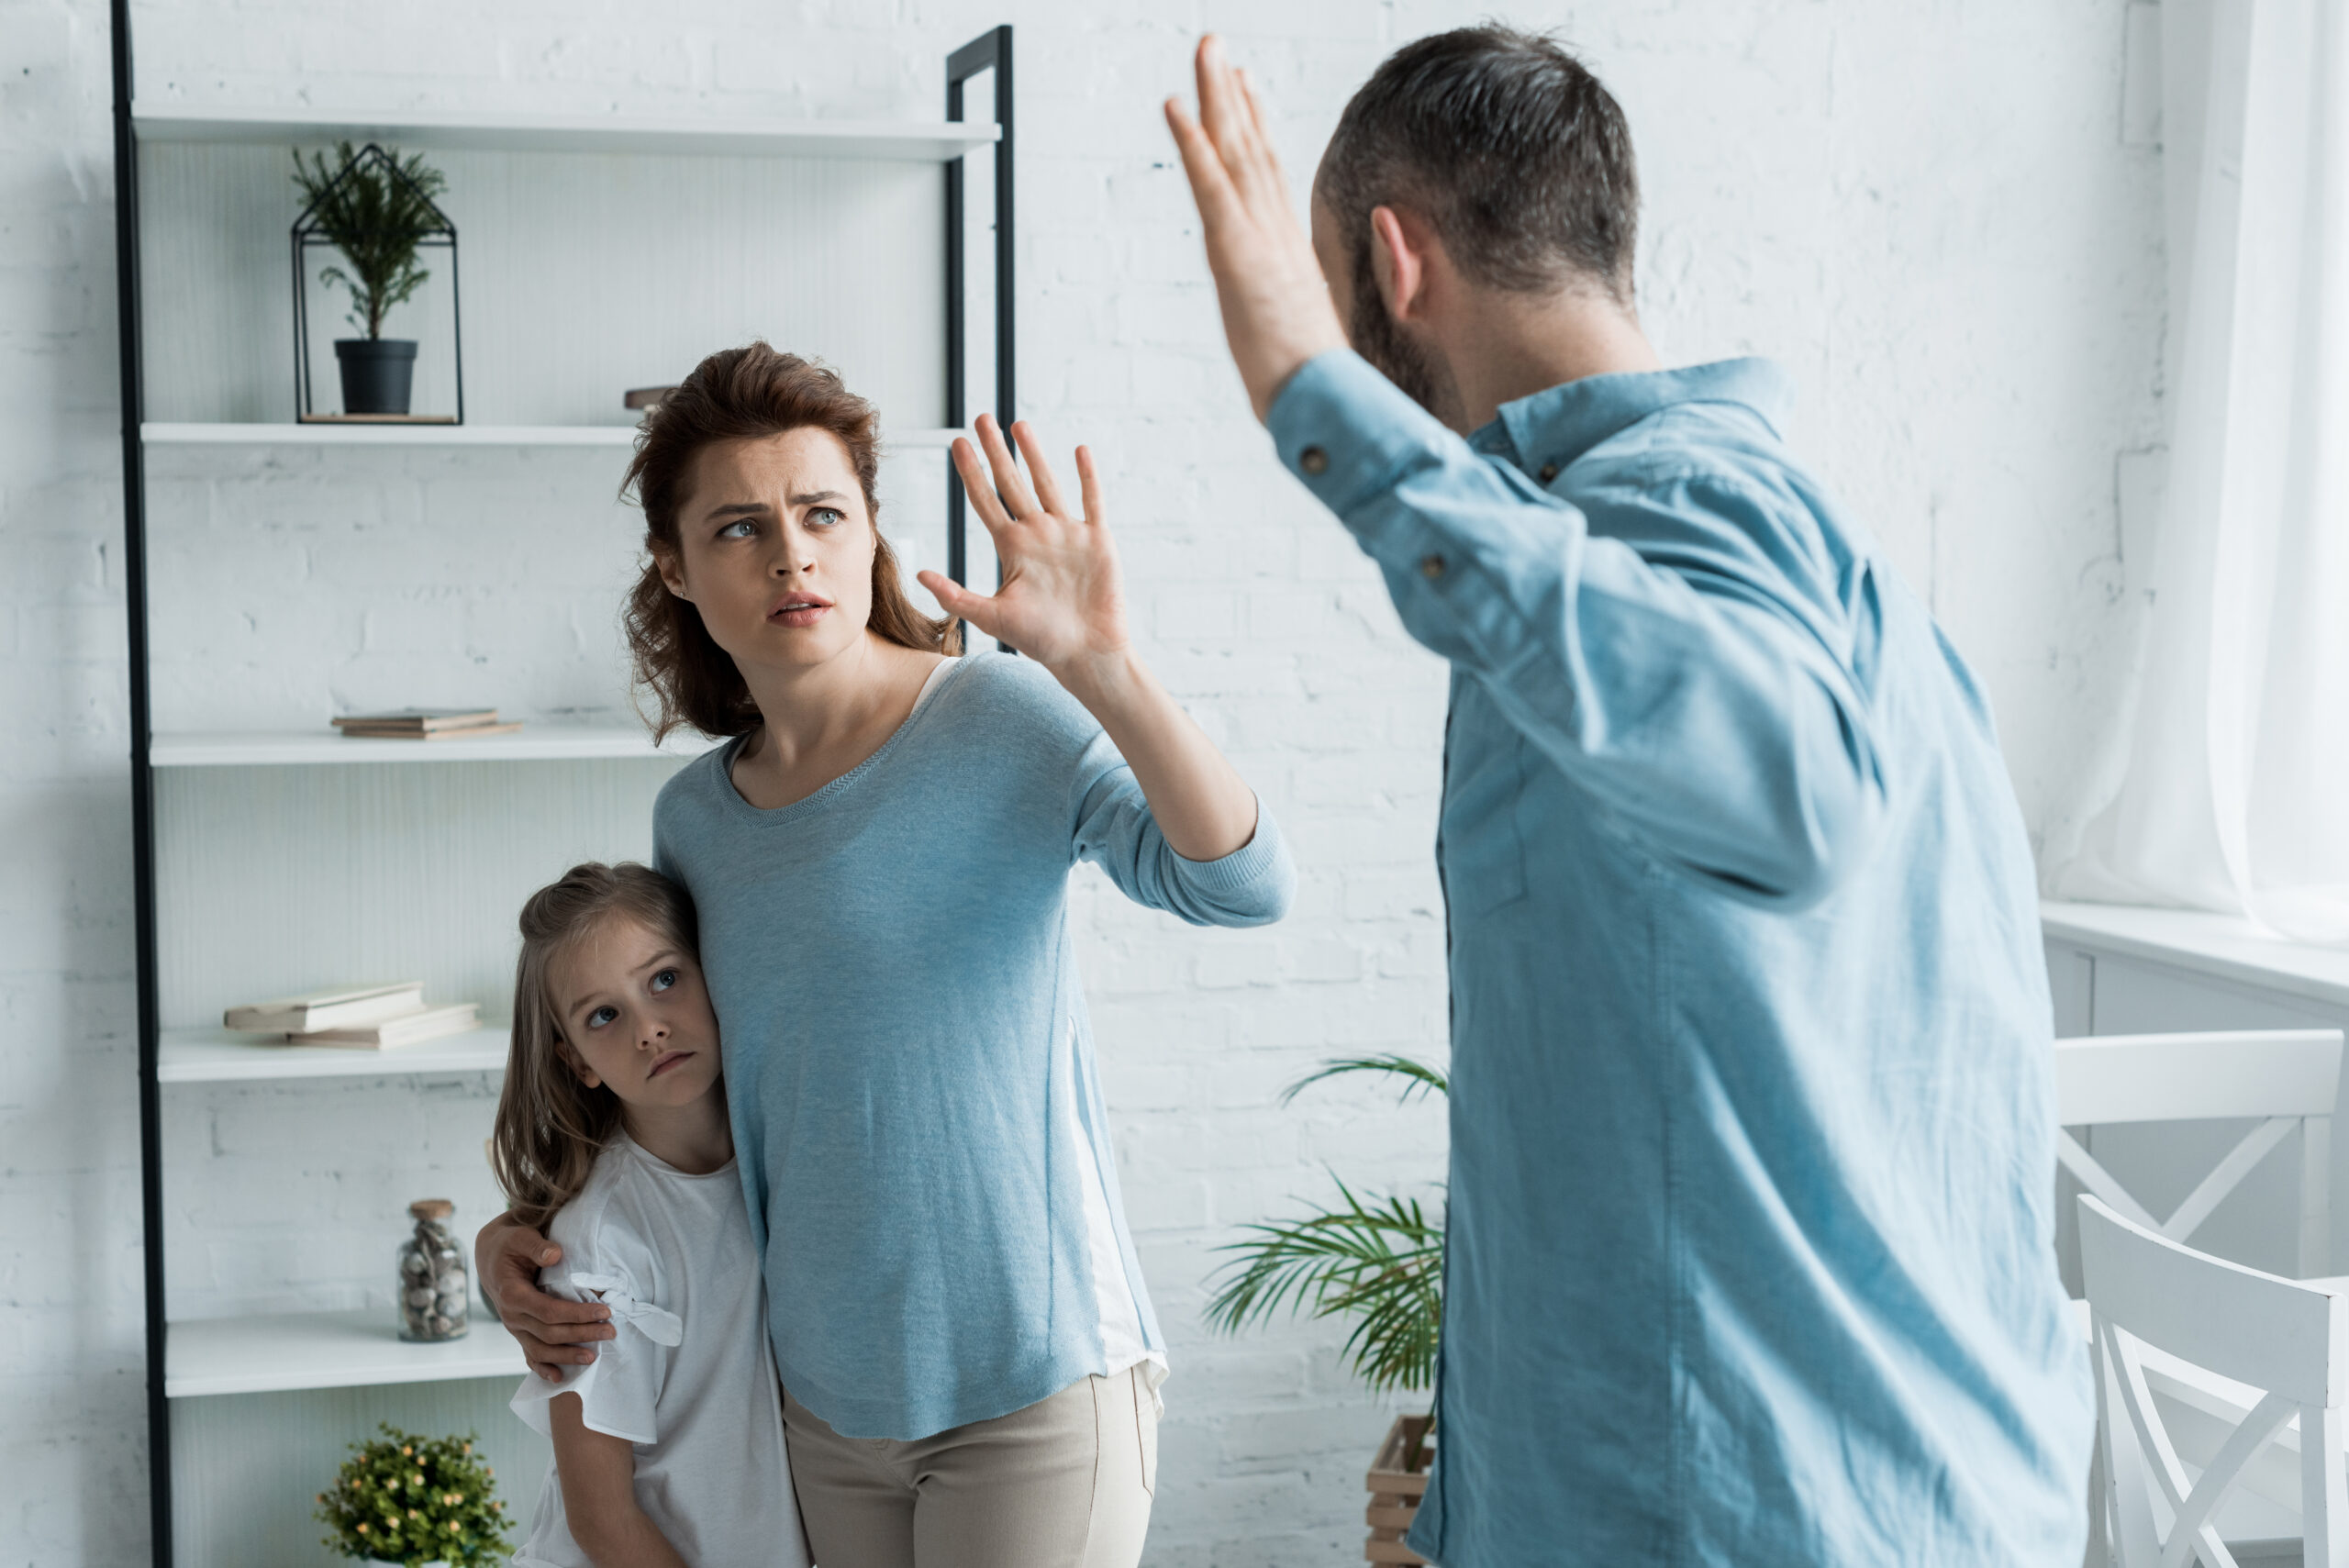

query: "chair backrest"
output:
2057 1030 2344 1276
2080 1194 2349 1568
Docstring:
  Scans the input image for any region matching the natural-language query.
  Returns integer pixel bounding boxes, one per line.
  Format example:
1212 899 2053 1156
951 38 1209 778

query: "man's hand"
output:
1165 35 1349 422
476 1211 613 1383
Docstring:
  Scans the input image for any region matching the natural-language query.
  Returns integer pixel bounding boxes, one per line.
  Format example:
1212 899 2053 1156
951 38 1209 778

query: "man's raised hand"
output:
1164 35 1348 423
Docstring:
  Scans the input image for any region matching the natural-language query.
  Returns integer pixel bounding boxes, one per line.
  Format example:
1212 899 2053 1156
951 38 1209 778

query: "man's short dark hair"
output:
1316 26 1640 304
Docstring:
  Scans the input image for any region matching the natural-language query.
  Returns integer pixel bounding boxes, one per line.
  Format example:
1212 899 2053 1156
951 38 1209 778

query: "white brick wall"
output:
1 0 2162 1562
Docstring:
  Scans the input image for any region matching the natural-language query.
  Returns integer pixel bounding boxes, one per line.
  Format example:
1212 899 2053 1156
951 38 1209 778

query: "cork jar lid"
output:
408 1198 456 1220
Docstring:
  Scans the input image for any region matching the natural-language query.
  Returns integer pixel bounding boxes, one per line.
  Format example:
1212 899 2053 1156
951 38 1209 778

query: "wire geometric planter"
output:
290 141 464 424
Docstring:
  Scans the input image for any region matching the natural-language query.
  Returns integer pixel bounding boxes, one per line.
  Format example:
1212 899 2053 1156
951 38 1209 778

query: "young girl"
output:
490 862 809 1568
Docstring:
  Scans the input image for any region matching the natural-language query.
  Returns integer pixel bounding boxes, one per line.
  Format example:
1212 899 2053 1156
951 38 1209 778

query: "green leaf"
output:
1280 1053 1448 1106
1205 1176 1444 1394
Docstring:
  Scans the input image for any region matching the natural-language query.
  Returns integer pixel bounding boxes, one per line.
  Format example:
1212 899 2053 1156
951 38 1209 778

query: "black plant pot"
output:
335 338 418 416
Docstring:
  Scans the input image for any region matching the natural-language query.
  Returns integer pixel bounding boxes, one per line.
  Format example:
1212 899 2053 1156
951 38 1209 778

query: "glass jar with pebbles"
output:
397 1198 471 1341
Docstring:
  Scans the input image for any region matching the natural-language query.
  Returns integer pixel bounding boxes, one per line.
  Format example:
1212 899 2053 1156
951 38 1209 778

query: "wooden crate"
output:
1365 1413 1435 1565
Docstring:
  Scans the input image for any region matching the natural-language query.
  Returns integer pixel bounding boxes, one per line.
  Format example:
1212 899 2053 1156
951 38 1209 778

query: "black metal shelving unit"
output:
106 11 1013 1562
946 25 1013 594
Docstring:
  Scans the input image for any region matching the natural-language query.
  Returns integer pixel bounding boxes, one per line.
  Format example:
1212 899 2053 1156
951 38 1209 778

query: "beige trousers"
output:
781 1367 1158 1568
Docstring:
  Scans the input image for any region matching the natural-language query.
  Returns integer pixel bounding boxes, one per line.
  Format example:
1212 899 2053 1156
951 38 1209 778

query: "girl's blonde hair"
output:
490 862 700 1231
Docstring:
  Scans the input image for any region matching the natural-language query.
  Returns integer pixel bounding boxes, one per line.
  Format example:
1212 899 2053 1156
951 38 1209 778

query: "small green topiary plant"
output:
315 1424 512 1567
291 142 450 340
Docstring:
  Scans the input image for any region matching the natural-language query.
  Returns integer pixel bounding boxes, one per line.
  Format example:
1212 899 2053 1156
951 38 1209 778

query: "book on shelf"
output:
288 1002 482 1051
330 707 520 740
223 982 425 1034
334 721 524 740
295 413 461 425
331 708 499 732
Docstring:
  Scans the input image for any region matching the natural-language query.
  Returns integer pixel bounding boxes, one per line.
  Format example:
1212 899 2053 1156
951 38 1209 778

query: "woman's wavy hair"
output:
621 342 960 741
490 862 700 1231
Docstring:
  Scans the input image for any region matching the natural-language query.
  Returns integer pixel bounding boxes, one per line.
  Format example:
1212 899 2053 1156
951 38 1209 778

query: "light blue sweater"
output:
652 651 1293 1440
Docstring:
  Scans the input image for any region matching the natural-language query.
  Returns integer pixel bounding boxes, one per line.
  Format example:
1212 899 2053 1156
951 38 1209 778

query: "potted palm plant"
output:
291 142 451 417
1208 1053 1445 1565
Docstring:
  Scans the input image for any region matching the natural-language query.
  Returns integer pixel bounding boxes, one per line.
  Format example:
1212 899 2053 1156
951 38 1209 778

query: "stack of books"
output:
224 982 480 1051
331 707 521 741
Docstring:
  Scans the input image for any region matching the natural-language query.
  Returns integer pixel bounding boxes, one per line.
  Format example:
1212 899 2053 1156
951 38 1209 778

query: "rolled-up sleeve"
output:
1069 732 1295 927
1268 350 1882 907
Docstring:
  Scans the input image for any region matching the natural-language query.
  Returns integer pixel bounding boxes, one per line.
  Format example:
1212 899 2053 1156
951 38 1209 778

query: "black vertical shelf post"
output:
946 25 1014 639
106 0 170 1562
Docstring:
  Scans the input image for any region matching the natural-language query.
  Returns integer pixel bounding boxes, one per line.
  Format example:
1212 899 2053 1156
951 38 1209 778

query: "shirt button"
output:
1299 445 1330 476
1420 554 1446 581
1537 462 1560 484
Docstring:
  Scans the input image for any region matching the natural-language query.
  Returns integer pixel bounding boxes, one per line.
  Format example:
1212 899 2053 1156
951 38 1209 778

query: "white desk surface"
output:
2043 900 2349 1013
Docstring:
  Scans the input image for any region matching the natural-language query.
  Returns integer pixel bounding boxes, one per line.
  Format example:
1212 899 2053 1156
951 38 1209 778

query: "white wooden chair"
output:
2080 1193 2349 1567
2058 1030 2344 1278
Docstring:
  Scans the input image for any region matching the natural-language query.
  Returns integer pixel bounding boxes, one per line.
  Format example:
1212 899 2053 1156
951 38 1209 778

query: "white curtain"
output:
2055 0 2349 940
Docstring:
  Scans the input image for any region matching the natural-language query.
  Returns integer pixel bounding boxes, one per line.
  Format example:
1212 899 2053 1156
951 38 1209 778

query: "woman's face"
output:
659 428 877 675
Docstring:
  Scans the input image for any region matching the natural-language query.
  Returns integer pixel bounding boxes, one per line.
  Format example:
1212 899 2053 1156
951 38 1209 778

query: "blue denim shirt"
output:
1269 351 2091 1566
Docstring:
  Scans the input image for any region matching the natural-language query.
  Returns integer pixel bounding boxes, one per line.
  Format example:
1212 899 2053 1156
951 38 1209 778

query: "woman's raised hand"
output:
919 416 1131 677
927 413 1259 862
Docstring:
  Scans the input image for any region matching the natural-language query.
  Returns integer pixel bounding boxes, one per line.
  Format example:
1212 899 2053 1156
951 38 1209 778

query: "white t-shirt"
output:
510 1134 809 1568
1060 1014 1169 1408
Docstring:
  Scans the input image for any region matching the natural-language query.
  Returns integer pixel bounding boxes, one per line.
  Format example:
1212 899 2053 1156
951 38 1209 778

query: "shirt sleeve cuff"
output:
1266 349 1459 518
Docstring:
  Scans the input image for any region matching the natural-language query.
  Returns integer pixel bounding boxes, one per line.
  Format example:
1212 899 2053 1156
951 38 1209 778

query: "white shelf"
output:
167 1307 527 1397
143 422 963 450
2043 900 2349 1013
147 421 634 448
151 724 721 767
132 102 999 162
161 1027 508 1084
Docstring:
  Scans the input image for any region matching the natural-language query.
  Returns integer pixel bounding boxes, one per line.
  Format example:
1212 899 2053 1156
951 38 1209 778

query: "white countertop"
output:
2043 900 2349 1012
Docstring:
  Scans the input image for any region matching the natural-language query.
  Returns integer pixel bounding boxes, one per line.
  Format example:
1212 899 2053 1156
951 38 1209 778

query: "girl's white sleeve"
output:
507 1225 676 1446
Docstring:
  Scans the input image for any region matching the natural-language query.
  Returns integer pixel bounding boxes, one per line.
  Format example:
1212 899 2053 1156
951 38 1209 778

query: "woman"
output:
479 342 1291 1567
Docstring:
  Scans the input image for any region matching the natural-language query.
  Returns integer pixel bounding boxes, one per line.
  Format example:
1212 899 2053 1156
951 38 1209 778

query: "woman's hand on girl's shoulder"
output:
476 1211 616 1382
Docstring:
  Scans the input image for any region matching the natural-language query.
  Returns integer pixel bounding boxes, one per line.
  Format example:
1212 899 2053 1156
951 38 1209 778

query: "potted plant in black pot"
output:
292 142 452 418
1208 1053 1446 1565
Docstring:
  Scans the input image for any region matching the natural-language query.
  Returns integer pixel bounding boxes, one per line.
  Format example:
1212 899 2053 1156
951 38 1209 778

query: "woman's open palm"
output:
920 416 1131 673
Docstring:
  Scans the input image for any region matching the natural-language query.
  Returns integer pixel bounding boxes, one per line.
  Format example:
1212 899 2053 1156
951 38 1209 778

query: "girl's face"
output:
657 428 879 677
546 914 721 1113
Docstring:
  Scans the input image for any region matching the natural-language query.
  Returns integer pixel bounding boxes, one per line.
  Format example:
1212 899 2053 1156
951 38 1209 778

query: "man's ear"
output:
553 1037 603 1091
1369 205 1434 322
653 541 692 604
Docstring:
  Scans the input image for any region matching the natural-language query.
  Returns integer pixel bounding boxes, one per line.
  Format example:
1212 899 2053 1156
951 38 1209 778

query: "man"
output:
1167 28 2091 1566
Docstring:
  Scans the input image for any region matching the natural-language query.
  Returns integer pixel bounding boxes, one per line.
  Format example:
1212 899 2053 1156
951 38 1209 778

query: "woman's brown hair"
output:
490 862 700 1231
621 341 960 741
